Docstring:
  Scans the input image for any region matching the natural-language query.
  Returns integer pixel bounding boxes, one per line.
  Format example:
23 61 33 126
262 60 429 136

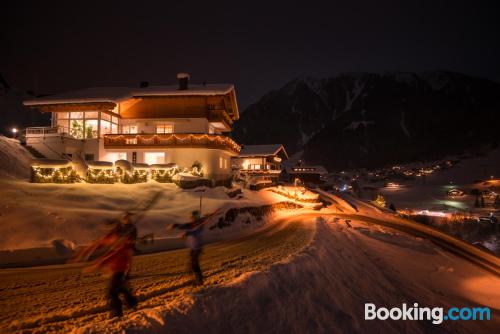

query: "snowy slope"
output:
0 180 290 251
75 217 500 333
0 136 295 252
0 136 33 179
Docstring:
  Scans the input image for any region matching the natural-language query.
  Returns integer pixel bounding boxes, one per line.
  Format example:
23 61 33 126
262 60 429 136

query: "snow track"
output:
1 212 499 333
317 190 500 276
83 217 500 333
0 217 315 333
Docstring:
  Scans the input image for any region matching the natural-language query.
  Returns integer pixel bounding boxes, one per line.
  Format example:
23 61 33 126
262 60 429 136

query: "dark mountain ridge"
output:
233 71 500 170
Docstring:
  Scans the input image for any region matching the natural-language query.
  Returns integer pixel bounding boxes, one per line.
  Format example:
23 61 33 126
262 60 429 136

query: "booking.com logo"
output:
365 303 491 324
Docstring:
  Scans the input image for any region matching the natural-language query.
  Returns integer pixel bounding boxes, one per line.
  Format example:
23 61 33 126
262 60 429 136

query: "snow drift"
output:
0 136 33 179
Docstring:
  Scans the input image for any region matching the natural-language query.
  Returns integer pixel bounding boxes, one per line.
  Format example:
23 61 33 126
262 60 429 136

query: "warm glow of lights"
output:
242 159 250 170
460 277 500 309
104 133 240 153
415 210 448 217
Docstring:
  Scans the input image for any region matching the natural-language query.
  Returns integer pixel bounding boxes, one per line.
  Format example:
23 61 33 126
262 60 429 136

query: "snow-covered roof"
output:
23 84 235 106
86 161 114 169
31 159 72 168
238 144 288 158
150 163 177 170
285 165 328 175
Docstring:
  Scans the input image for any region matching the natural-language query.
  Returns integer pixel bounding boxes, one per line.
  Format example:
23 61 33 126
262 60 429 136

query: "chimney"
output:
140 81 149 88
177 72 190 90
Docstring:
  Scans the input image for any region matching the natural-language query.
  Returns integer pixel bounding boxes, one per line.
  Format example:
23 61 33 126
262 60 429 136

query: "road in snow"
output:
1 211 499 333
0 217 314 333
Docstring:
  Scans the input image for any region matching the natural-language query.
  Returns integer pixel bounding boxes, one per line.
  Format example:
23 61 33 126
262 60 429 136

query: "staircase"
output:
23 145 47 159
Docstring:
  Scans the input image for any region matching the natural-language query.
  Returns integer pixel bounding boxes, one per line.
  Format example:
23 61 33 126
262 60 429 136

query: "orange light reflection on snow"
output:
459 276 500 310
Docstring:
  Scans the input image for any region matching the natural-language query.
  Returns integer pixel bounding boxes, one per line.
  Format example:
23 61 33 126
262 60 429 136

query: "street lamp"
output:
11 128 18 138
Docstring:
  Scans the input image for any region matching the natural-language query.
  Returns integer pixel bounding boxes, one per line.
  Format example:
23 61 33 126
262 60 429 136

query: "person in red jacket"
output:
73 212 139 317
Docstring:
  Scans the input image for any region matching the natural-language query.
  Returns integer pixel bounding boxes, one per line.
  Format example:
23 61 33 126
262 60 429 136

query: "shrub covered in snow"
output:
86 168 116 184
120 169 148 184
31 165 79 183
86 161 116 184
210 201 303 230
173 173 212 189
150 164 178 183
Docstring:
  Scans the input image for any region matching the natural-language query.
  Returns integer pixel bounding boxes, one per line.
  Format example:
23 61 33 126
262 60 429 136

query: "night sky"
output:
3 0 500 109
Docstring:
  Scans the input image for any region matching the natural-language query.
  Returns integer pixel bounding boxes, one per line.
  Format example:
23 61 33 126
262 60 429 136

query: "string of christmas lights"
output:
104 133 240 152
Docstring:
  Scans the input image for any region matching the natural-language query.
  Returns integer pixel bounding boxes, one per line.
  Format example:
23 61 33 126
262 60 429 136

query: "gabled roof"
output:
23 84 235 106
238 144 288 158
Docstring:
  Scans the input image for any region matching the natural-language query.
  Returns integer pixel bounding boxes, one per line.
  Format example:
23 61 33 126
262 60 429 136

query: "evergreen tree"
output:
374 194 386 208
481 195 485 208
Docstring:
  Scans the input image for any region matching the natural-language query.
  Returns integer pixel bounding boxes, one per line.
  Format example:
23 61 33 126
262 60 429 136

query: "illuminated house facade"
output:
23 74 240 182
232 144 288 182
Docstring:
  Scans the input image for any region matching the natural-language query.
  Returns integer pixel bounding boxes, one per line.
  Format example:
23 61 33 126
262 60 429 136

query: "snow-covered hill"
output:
233 71 500 170
0 137 293 254
0 136 33 179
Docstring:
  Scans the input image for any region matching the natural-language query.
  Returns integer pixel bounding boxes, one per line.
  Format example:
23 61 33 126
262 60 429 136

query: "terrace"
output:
25 126 67 136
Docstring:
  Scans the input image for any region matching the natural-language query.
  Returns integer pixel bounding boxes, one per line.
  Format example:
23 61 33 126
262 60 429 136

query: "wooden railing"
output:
103 133 240 153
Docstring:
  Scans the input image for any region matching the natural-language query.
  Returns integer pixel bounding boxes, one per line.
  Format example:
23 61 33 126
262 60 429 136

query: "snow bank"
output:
0 180 290 252
0 136 33 179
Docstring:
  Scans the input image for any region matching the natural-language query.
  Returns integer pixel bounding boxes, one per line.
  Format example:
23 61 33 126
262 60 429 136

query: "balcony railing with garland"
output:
103 133 241 154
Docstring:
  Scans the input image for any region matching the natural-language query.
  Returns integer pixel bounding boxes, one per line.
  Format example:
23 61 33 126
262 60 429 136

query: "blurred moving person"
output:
72 213 139 317
171 209 221 286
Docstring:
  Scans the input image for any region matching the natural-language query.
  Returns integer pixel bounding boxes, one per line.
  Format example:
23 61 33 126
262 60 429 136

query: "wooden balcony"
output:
103 133 241 154
208 109 233 128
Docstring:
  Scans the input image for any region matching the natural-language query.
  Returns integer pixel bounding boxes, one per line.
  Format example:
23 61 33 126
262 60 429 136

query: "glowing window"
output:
156 124 173 134
85 111 98 118
57 119 69 132
144 152 165 164
70 120 84 139
84 120 98 139
106 152 127 162
100 120 111 135
58 112 70 119
122 125 138 134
